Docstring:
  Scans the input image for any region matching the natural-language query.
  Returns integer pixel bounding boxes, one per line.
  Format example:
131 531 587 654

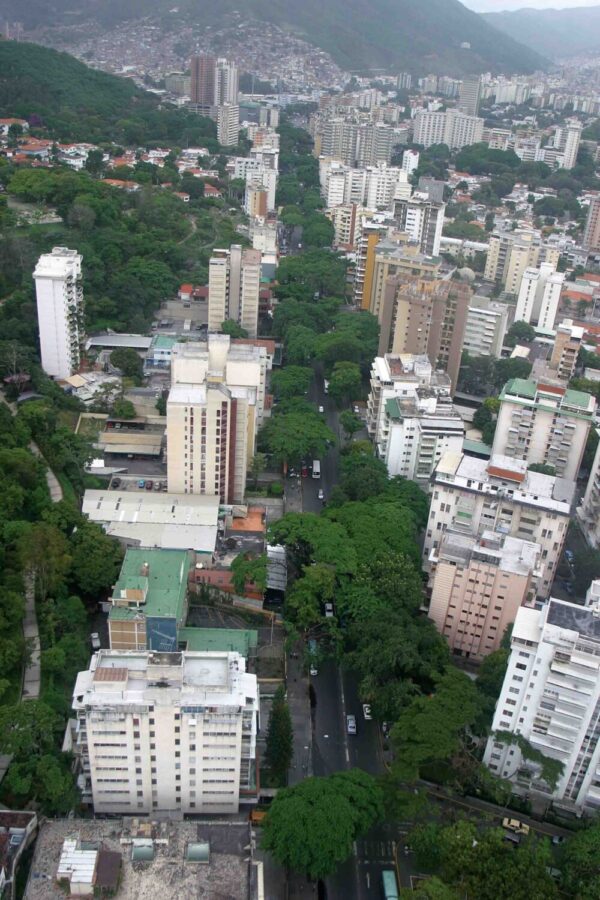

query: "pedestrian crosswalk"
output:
356 839 396 863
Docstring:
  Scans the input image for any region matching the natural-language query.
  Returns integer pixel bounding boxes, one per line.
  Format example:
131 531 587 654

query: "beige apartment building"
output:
166 336 267 503
377 272 470 391
208 245 261 338
484 230 560 293
428 529 540 660
424 452 575 600
584 195 600 253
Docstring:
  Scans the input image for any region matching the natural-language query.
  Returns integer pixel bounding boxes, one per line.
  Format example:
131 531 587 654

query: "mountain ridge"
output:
482 5 600 60
3 0 548 76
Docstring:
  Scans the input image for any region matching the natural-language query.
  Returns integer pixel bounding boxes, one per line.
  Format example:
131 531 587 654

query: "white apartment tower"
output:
458 76 481 117
412 109 484 150
208 245 261 338
492 378 595 482
215 58 239 105
515 263 565 329
216 103 240 147
167 336 267 503
562 120 582 171
71 649 258 815
33 246 84 379
483 595 600 815
393 193 445 257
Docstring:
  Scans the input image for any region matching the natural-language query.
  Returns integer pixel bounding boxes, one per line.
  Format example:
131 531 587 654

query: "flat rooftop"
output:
546 598 600 640
178 627 258 656
110 549 190 622
25 818 255 900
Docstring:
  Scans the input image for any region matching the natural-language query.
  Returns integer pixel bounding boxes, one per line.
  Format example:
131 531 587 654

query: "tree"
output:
328 361 362 406
561 822 600 899
505 320 536 347
270 366 313 400
285 562 337 631
574 548 600 595
110 347 143 380
528 463 556 475
230 553 267 595
492 357 532 389
391 667 483 782
472 397 500 446
258 406 335 467
261 770 383 879
249 451 267 489
339 410 363 439
339 449 388 501
85 148 105 176
221 319 248 339
264 685 293 786
111 397 136 419
19 523 71 603
68 522 123 596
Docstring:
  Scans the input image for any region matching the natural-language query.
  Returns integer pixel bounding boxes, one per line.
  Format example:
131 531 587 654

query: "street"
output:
281 367 574 899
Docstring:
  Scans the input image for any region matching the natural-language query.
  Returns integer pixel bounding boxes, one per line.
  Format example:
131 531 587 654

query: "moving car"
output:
502 818 530 836
346 714 357 735
318 405 324 414
318 488 324 501
363 704 372 720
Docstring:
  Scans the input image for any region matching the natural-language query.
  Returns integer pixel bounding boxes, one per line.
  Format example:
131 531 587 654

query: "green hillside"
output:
0 41 217 145
2 0 548 76
482 6 600 61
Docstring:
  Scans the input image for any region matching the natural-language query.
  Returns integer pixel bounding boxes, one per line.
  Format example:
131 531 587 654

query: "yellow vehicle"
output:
502 817 530 836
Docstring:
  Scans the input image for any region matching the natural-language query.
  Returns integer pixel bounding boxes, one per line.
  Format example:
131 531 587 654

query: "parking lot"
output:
107 474 168 492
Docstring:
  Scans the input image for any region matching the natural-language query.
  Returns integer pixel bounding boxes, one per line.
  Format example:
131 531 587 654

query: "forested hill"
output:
0 41 217 145
3 0 547 76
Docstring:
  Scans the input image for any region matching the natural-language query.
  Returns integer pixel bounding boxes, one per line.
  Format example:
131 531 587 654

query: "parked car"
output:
324 602 334 618
318 488 324 501
145 480 154 490
502 818 530 836
301 464 308 478
565 550 575 565
363 704 372 720
112 477 121 488
90 632 101 651
353 404 360 415
137 480 145 488
346 714 357 735
310 663 318 676
318 405 324 414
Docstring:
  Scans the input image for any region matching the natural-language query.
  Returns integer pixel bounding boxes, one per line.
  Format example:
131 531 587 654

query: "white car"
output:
346 715 357 735
90 632 101 650
310 664 318 676
362 704 372 720
318 405 324 414
324 602 334 618
318 488 324 501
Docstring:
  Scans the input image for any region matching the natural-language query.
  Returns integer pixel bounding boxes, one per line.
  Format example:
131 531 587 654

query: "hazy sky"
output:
465 0 600 10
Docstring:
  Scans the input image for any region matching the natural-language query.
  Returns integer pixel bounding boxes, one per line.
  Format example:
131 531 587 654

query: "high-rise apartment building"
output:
317 119 394 166
33 246 84 379
393 192 446 256
548 319 585 382
402 149 420 174
190 55 216 107
424 452 575 600
484 230 561 292
429 529 540 660
462 295 510 359
492 378 595 482
190 55 238 108
215 103 240 147
319 161 409 210
577 428 600 547
515 262 565 329
72 649 258 815
583 196 600 253
560 120 582 171
166 336 267 502
412 109 484 150
458 76 481 117
208 245 261 338
354 214 396 307
483 594 600 815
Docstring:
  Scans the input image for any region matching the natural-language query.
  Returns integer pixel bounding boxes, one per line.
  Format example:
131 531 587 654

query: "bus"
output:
312 460 321 479
382 870 399 900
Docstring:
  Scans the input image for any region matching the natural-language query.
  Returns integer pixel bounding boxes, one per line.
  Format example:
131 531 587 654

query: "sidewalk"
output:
29 441 63 502
287 642 313 786
21 570 40 701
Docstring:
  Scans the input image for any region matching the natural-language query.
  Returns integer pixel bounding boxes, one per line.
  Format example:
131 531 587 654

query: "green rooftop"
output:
502 378 537 399
385 397 403 420
564 388 593 409
152 334 178 350
463 439 492 458
178 627 258 657
109 549 190 623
